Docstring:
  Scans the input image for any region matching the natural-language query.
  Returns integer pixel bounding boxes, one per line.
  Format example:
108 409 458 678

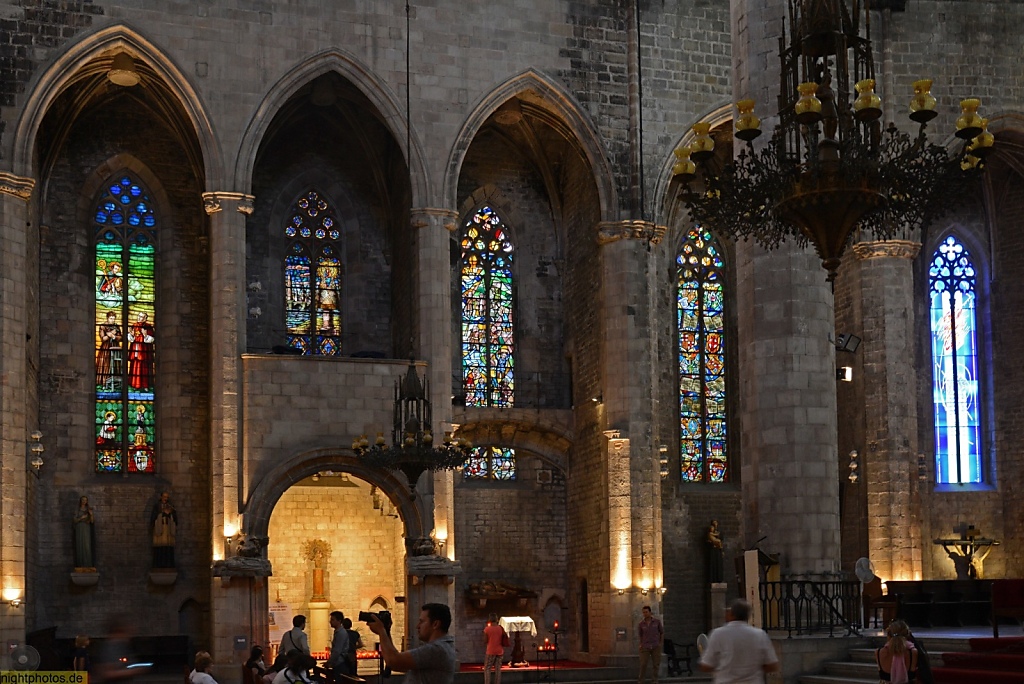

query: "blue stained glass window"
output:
94 174 157 474
929 235 982 484
677 227 728 483
283 190 342 355
463 446 516 480
460 206 514 407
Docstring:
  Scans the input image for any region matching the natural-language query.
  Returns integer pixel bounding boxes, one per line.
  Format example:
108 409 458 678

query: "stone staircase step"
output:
821 661 875 678
799 676 875 684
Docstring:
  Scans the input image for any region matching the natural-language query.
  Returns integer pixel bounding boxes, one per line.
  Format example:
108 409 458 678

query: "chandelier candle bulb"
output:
853 79 882 122
909 79 938 123
956 99 985 139
734 99 762 141
794 82 823 125
690 122 716 162
968 119 995 159
672 146 696 181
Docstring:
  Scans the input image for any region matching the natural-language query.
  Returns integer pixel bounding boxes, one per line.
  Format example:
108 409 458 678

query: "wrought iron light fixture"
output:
673 0 992 281
353 362 473 491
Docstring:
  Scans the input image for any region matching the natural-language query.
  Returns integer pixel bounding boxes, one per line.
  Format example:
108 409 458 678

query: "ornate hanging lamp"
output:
353 362 473 491
673 0 991 281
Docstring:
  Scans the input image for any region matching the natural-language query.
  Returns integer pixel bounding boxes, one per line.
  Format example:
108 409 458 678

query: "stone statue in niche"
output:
302 539 331 601
706 519 724 584
150 491 178 568
73 495 96 570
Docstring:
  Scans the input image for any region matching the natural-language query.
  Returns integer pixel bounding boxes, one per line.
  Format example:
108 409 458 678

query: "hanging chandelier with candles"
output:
673 0 992 281
352 362 473 491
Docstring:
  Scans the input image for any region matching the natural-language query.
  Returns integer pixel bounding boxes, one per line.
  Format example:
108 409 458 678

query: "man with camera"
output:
365 604 456 684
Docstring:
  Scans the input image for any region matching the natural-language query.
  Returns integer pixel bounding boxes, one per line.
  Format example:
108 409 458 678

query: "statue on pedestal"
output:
302 539 331 601
707 519 724 584
150 491 178 568
73 496 96 570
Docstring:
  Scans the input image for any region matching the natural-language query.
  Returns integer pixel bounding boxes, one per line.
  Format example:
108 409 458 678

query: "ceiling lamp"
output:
673 0 991 281
107 52 140 87
352 362 473 491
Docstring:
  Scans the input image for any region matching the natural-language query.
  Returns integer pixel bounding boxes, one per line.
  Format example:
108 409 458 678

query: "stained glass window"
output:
463 446 516 480
929 235 982 484
460 206 514 407
677 227 727 483
284 190 342 355
94 174 157 474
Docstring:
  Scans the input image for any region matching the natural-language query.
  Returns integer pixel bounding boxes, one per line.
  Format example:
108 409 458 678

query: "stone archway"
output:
240 449 429 658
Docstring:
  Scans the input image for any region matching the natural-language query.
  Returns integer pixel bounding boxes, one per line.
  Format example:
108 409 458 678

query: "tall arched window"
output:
94 174 157 473
284 189 342 355
677 227 728 483
929 235 983 484
463 446 516 480
460 205 514 407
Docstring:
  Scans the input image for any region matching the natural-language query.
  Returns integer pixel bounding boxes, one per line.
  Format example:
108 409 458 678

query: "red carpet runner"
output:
932 636 1024 684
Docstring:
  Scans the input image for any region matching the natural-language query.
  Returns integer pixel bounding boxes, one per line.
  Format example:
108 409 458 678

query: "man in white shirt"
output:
699 600 779 683
280 615 311 656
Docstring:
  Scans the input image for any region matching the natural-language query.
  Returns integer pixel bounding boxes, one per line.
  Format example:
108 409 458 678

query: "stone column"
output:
732 0 841 575
203 191 253 659
852 240 923 582
0 173 33 648
597 221 666 658
410 208 458 622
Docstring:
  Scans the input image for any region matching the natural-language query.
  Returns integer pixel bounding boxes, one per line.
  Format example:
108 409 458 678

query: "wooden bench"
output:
885 580 992 628
992 579 1024 637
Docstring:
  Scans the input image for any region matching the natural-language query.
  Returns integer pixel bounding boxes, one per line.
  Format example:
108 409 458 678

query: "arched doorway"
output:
267 471 407 660
244 449 426 662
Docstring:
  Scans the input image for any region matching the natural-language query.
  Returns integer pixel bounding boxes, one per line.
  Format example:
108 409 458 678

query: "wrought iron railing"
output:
760 580 862 637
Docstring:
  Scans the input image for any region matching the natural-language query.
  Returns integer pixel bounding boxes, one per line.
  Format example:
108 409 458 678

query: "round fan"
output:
855 557 876 584
696 633 709 655
10 645 40 671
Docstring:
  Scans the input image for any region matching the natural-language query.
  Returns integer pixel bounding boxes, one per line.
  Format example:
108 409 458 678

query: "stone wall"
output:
453 453 568 662
31 91 211 639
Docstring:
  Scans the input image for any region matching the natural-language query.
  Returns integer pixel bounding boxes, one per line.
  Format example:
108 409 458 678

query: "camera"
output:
359 610 393 631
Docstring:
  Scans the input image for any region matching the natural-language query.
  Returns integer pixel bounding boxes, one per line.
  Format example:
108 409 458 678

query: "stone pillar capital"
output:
410 207 459 232
852 239 921 261
202 191 255 216
596 220 666 246
0 172 35 201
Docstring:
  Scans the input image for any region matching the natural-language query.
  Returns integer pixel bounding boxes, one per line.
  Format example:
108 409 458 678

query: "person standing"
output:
699 600 779 683
325 611 351 679
637 606 664 684
366 603 456 684
482 613 507 684
281 615 311 656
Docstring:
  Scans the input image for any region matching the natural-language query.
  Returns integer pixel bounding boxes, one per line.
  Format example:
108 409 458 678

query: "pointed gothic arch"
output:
444 69 617 222
12 24 220 187
233 49 428 206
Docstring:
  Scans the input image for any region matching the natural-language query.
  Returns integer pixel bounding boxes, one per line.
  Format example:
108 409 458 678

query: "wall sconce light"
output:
28 431 44 478
837 366 853 382
847 450 859 484
658 587 668 595
617 588 624 595
835 333 861 353
591 395 603 404
917 454 928 481
658 445 668 479
3 588 22 608
640 587 649 596
108 52 141 87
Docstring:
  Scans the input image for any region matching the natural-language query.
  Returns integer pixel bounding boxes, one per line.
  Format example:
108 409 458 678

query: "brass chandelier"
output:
673 0 992 281
352 362 473 491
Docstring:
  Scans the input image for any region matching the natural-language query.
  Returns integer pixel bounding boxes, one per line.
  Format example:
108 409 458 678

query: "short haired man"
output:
699 600 779 683
325 610 351 678
482 613 507 684
637 606 664 684
281 615 311 656
367 603 456 684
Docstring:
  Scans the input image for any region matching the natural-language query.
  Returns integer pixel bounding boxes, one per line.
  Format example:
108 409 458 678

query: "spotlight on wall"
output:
28 431 44 478
617 588 625 596
640 587 649 596
837 366 853 382
835 333 861 353
658 586 668 595
591 395 603 404
917 454 928 481
108 52 140 87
